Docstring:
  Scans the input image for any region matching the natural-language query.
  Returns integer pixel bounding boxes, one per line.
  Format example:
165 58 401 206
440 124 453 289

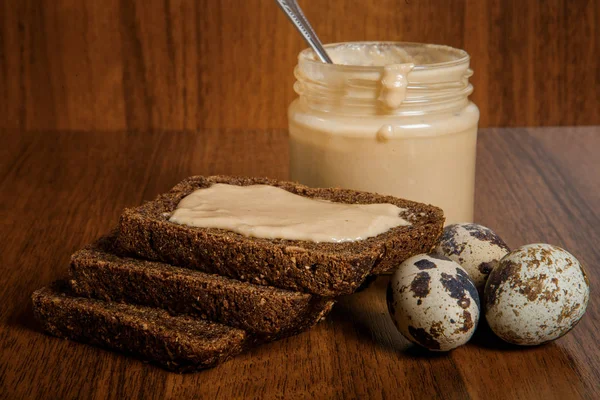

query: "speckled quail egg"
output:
387 254 480 351
485 244 590 345
433 223 510 293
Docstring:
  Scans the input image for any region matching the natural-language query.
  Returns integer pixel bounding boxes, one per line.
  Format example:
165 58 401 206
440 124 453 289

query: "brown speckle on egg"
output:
440 272 471 308
478 261 494 274
456 310 474 333
464 224 510 251
414 259 437 270
438 228 467 256
410 272 431 300
430 321 444 337
408 326 441 350
485 259 520 308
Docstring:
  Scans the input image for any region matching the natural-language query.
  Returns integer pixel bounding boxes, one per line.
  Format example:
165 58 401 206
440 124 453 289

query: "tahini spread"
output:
168 184 410 243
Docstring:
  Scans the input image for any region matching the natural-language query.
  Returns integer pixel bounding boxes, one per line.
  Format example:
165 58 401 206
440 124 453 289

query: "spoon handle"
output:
275 0 333 63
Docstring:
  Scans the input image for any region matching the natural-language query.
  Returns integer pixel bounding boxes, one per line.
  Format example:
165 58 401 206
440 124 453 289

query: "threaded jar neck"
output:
294 42 474 116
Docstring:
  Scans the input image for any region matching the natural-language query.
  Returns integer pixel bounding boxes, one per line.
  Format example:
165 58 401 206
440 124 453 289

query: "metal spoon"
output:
275 0 333 64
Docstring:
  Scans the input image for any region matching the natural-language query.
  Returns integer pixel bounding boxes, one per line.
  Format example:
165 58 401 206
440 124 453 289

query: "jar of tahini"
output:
288 42 480 224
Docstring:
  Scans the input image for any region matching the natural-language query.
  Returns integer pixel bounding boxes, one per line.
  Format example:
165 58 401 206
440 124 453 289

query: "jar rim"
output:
298 41 469 71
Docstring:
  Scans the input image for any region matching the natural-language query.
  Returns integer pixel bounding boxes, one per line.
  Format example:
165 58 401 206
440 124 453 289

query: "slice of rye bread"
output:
69 233 335 337
118 175 445 296
32 282 250 372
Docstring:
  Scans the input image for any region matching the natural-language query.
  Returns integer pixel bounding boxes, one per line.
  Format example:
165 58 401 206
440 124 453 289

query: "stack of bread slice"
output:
32 176 444 372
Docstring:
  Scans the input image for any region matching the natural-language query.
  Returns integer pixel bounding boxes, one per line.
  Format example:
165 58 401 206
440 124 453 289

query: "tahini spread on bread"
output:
168 184 411 243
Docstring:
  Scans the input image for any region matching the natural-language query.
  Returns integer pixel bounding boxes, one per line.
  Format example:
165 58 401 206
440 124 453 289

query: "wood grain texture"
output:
0 0 598 131
1 127 599 399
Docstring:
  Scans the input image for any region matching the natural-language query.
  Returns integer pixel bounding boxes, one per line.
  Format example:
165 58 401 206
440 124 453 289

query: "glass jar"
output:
288 42 479 224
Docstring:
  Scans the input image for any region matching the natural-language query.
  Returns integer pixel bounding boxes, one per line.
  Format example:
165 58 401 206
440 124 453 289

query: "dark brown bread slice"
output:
118 175 445 296
70 233 334 337
32 282 249 373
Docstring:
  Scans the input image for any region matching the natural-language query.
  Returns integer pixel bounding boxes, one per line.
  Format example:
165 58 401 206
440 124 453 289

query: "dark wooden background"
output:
1 0 598 131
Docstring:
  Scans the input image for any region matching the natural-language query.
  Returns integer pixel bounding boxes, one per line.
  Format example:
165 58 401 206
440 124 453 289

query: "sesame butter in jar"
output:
288 42 479 224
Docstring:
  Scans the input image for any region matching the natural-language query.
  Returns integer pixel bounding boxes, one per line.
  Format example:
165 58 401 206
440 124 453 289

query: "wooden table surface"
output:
1 127 599 400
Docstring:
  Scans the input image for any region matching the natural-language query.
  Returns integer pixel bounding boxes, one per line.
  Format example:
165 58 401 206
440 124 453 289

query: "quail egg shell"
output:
433 223 510 293
485 243 590 345
387 254 481 351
